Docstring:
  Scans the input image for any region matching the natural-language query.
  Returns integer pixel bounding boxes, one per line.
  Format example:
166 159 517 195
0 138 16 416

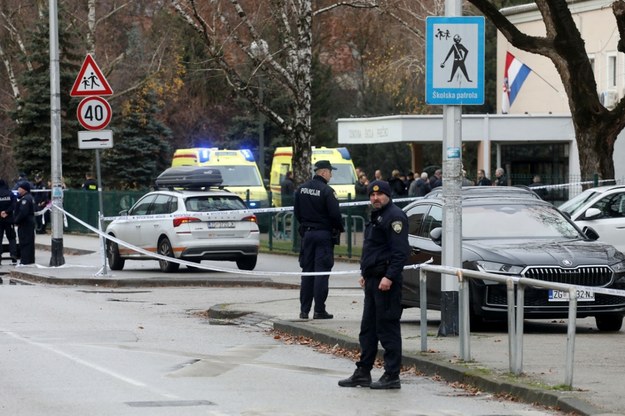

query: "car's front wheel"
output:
107 238 125 271
158 237 180 273
236 255 257 271
595 314 623 331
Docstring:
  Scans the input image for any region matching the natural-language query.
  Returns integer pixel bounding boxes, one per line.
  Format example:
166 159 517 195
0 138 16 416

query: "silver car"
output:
105 189 260 272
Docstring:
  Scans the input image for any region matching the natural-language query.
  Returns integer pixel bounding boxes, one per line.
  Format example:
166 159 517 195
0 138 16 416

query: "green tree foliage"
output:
11 6 90 186
101 89 172 190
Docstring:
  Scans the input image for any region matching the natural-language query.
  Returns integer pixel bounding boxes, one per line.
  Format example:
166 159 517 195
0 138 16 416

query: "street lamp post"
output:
250 40 268 177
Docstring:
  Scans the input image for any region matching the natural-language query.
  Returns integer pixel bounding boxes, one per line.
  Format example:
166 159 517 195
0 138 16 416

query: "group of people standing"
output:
356 166 513 198
294 160 410 389
0 174 41 266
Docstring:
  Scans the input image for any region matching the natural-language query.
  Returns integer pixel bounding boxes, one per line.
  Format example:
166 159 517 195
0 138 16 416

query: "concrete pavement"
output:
1 232 623 416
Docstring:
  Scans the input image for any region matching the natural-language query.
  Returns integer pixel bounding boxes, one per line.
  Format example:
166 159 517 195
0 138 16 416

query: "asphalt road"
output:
0 283 566 416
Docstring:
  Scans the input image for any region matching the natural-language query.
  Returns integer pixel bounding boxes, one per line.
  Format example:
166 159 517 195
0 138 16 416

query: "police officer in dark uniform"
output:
0 179 18 265
339 180 409 390
14 181 36 265
82 173 98 191
294 160 344 320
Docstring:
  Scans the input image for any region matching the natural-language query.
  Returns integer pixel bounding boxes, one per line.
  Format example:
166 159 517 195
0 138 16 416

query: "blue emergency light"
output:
198 148 211 163
240 149 255 162
337 147 352 160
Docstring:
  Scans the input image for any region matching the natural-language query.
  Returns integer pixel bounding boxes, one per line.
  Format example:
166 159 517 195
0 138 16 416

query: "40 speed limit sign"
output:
77 96 112 130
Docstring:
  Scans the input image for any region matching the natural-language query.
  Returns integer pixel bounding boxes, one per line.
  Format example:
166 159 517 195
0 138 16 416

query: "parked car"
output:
403 187 625 331
106 167 260 272
558 185 625 253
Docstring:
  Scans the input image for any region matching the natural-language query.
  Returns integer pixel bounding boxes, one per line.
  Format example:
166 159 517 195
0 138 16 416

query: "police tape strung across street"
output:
55 204 429 277
48 179 625 300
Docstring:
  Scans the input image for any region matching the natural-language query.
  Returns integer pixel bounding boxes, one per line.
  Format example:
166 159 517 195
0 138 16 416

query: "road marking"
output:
1 330 179 399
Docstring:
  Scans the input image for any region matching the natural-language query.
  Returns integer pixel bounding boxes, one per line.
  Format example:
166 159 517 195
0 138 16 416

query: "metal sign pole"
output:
438 0 463 337
95 149 108 276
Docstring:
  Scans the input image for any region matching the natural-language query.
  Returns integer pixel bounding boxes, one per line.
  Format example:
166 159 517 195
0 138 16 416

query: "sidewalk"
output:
2 233 624 416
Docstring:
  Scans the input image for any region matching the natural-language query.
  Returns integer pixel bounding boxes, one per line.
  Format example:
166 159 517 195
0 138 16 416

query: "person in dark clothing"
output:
280 171 295 206
429 169 443 190
339 180 410 390
294 160 345 320
388 169 406 197
32 173 50 234
494 167 507 186
355 173 369 198
404 172 415 191
0 179 18 265
528 175 548 199
408 172 430 197
82 173 98 191
14 181 36 265
476 169 492 186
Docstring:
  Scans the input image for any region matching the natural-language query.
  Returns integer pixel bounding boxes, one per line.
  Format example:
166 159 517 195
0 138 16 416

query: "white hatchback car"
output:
105 189 260 272
559 185 625 253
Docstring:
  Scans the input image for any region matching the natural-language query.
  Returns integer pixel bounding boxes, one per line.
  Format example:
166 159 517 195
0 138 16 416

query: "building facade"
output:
337 0 625 195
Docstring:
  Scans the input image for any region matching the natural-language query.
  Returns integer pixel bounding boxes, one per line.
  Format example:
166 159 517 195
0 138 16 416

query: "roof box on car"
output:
155 167 224 190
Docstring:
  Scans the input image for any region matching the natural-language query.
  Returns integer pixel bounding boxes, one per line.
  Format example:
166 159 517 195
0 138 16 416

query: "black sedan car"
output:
403 187 625 331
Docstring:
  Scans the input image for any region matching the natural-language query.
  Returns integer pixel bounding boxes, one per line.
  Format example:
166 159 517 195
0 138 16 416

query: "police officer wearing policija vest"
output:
14 181 36 265
339 180 409 390
294 160 345 320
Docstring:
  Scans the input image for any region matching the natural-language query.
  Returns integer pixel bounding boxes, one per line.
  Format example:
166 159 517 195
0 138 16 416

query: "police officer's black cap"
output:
368 180 391 197
18 181 31 192
314 160 336 171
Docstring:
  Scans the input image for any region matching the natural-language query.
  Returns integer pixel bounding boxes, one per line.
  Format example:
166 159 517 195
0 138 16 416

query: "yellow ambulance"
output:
171 148 269 208
270 146 358 206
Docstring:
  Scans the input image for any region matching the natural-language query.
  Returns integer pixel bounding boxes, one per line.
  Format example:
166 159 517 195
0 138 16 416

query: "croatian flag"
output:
502 52 532 113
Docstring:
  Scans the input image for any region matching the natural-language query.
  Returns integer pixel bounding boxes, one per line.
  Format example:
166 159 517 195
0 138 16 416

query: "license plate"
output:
206 221 235 229
548 288 595 302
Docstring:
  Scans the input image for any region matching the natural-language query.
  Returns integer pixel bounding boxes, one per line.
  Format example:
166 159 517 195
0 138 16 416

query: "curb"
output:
7 270 300 290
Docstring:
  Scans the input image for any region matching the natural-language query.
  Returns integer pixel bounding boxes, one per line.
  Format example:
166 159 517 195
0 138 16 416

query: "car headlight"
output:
476 260 524 275
611 260 625 274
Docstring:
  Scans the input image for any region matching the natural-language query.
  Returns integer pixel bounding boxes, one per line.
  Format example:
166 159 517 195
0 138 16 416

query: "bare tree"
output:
468 0 625 180
171 0 313 184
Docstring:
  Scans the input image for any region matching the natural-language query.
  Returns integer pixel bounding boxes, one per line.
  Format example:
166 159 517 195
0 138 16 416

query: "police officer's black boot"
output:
338 367 371 387
370 372 401 389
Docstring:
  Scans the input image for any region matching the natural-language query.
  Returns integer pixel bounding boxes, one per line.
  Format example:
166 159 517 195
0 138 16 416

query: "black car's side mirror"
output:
430 227 442 246
583 226 600 241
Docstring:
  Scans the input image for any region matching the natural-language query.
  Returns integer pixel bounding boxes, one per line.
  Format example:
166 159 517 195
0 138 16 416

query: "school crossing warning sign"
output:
70 54 113 97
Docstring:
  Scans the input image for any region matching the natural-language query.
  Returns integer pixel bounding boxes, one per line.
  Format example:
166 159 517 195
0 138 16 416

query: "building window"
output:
608 54 617 89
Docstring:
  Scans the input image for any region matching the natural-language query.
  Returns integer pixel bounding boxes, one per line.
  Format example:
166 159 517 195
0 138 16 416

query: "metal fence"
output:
414 262 625 387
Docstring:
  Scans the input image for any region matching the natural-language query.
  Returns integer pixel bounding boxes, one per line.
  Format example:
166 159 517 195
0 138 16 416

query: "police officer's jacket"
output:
294 175 344 232
14 193 35 226
360 201 410 282
0 186 15 222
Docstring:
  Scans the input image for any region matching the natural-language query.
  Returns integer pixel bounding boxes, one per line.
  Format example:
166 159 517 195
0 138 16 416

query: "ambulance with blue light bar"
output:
171 148 269 208
269 146 358 207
